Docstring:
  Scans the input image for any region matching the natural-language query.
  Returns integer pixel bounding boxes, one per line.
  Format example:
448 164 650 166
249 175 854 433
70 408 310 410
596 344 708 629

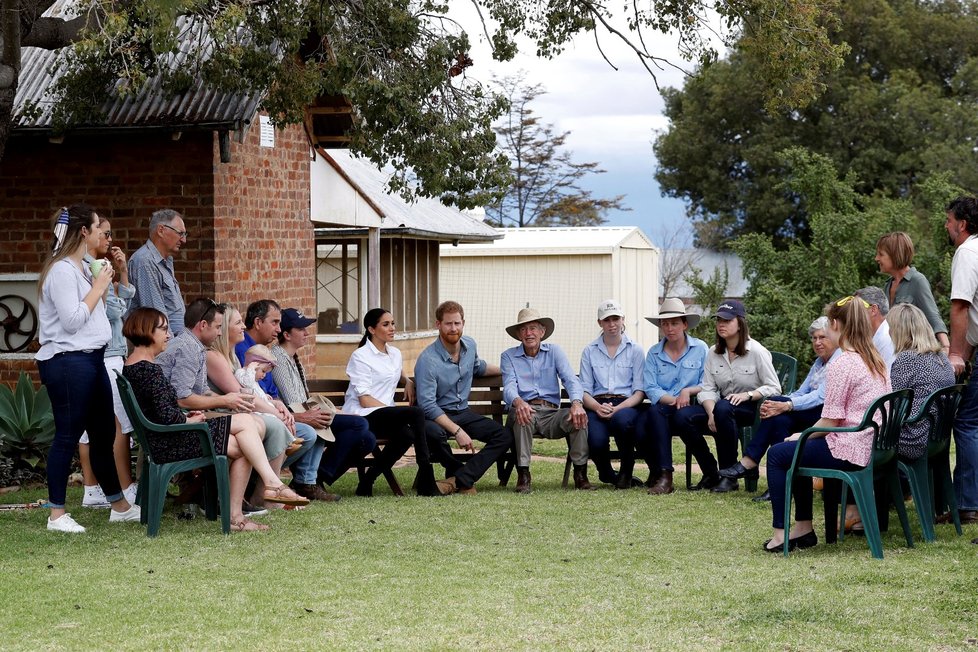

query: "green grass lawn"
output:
2 455 978 651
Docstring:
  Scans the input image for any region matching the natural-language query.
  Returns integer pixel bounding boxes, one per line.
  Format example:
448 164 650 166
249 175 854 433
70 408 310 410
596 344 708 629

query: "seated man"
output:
270 308 376 493
501 307 592 493
414 301 513 495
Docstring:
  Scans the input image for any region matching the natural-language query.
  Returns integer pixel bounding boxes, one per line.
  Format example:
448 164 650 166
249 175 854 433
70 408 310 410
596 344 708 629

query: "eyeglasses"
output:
836 296 871 309
101 230 112 239
161 224 188 239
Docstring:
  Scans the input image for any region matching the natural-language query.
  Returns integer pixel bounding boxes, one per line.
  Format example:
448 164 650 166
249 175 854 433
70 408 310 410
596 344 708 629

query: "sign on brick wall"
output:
260 115 275 148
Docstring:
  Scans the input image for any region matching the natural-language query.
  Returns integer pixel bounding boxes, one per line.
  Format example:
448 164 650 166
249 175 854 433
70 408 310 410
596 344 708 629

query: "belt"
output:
527 399 559 409
593 394 627 401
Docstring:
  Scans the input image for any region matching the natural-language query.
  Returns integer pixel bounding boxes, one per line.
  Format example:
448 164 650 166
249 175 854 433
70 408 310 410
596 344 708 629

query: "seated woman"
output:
887 303 955 461
642 298 708 495
720 316 841 501
673 299 781 493
763 296 890 552
343 308 436 497
123 307 308 532
579 300 647 488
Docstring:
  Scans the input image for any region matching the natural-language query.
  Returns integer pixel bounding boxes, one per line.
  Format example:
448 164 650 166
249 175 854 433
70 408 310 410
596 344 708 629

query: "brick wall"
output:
0 119 317 387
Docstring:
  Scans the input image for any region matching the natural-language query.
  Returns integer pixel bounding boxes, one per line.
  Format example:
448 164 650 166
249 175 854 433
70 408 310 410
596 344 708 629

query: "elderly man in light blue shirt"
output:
501 307 591 493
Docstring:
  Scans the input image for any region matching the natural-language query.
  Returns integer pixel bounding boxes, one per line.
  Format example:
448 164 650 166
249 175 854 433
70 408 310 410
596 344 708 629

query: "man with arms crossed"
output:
414 301 513 495
128 208 187 335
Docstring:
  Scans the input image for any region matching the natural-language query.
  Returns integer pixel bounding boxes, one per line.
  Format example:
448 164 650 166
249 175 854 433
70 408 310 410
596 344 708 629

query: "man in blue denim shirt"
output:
415 301 513 495
501 307 591 493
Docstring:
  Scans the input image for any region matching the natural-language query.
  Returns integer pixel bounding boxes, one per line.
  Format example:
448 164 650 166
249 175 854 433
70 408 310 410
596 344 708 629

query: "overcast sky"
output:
454 3 703 246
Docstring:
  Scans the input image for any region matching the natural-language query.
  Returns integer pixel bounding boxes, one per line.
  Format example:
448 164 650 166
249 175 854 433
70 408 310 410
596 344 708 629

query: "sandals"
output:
844 516 864 534
263 484 310 506
230 518 270 532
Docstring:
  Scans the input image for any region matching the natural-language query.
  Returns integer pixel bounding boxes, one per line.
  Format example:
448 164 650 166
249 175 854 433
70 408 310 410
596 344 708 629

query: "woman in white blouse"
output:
673 299 781 493
343 308 435 496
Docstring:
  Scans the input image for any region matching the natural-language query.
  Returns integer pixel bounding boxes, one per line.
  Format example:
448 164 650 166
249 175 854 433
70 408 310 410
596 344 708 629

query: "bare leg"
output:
114 419 134 488
229 414 288 489
251 452 285 508
79 443 97 486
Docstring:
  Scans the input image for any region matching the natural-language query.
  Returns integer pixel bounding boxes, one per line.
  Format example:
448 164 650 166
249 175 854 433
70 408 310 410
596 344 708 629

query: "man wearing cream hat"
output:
501 307 592 493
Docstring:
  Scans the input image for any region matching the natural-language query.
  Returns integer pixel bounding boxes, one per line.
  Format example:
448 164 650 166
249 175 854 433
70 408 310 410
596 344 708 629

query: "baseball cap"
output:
714 300 746 320
597 299 624 320
281 308 316 331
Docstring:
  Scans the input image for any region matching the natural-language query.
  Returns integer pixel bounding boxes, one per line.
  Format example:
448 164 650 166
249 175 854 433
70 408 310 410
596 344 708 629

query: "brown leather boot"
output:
573 465 596 491
648 471 674 495
515 467 532 494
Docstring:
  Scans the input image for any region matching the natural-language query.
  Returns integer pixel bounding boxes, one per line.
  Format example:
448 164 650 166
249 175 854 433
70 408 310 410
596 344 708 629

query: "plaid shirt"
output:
155 330 208 399
270 345 309 406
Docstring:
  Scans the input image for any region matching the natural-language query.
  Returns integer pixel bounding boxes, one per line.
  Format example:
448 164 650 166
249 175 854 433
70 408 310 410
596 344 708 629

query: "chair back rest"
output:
771 352 799 395
908 384 964 450
865 388 914 466
114 370 160 464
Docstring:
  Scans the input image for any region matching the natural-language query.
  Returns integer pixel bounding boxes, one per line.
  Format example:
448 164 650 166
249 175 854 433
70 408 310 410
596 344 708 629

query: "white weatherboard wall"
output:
439 227 659 372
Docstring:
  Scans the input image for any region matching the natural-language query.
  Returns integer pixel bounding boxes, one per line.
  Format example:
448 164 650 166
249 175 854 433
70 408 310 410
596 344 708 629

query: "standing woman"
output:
673 300 781 493
36 204 140 533
762 296 890 552
875 232 950 352
579 300 647 488
343 308 436 497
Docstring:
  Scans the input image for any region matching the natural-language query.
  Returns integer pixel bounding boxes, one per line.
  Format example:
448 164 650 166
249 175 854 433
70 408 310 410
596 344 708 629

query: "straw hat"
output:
645 297 701 329
505 307 555 341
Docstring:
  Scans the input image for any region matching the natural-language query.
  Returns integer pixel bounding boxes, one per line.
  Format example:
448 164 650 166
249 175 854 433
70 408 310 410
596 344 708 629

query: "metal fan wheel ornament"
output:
0 295 38 353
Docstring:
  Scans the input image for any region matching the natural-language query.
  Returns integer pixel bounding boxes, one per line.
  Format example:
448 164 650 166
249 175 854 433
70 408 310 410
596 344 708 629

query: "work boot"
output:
515 467 532 494
615 457 636 490
648 471 674 495
573 465 596 491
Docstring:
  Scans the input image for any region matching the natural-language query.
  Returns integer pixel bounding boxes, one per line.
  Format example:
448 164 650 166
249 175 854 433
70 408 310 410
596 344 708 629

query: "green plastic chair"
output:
115 372 231 537
783 388 914 559
897 384 965 542
684 351 798 491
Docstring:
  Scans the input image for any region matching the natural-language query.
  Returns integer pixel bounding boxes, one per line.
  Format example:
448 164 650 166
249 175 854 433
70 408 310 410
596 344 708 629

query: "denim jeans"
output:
641 403 679 472
767 437 859 529
953 355 978 510
744 397 822 465
284 422 324 485
318 414 376 485
586 403 642 482
37 349 123 508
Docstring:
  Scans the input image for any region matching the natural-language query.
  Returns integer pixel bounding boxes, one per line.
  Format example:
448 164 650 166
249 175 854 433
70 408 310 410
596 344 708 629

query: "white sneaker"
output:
82 485 110 509
109 504 142 523
48 513 86 533
123 483 138 506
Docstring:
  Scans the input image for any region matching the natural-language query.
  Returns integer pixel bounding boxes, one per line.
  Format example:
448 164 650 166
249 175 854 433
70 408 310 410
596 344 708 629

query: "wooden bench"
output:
305 376 516 493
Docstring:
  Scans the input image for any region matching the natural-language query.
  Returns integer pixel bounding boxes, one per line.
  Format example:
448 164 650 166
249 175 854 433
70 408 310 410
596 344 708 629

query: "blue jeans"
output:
641 403 679 472
767 438 859 529
953 356 978 510
284 422 323 485
37 349 123 508
744 397 822 464
587 403 642 482
318 414 376 485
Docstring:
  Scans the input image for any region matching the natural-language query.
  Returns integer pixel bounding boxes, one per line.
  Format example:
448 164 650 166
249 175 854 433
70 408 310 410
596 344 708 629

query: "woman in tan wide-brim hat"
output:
640 297 709 495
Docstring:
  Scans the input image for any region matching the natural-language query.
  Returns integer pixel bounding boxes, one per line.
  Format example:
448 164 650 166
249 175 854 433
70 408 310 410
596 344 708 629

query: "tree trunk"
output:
1 0 22 162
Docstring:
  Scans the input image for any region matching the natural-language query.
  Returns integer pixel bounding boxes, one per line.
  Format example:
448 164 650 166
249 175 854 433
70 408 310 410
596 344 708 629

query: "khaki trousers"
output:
510 405 588 467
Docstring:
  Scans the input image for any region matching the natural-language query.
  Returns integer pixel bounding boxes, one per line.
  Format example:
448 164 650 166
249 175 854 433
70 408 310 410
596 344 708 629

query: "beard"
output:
441 331 462 345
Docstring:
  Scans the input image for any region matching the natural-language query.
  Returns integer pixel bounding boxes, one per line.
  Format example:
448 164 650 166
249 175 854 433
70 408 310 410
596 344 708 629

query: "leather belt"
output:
526 398 559 409
593 394 627 401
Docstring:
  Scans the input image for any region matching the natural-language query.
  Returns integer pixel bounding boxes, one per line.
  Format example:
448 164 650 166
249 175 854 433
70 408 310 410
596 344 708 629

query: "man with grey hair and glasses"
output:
855 286 894 371
128 208 188 335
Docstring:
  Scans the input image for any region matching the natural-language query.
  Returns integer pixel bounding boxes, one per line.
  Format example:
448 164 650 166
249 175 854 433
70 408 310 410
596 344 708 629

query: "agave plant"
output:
0 372 55 470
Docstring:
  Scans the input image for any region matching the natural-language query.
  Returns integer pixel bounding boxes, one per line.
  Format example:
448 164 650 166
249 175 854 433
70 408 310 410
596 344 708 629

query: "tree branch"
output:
21 14 87 49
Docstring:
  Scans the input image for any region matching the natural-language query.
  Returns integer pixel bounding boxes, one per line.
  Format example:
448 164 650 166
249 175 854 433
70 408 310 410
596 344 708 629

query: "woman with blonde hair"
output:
887 303 955 461
762 296 890 552
875 232 949 351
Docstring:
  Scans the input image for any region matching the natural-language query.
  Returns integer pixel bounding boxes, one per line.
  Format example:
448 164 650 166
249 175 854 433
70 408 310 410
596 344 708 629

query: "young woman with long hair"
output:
762 296 890 552
36 204 140 533
342 308 436 497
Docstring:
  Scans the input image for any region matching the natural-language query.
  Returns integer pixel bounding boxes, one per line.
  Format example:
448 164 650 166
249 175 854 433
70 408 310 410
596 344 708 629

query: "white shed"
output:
440 227 659 371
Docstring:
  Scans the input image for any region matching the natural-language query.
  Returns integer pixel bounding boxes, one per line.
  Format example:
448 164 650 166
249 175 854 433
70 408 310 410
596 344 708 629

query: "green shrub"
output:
0 372 55 471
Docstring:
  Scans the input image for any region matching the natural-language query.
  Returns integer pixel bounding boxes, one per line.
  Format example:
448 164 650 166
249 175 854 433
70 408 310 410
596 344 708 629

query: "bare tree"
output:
655 217 703 299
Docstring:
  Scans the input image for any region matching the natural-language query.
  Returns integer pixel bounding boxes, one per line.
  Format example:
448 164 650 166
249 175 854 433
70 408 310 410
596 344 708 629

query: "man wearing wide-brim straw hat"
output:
501 307 593 493
641 297 708 495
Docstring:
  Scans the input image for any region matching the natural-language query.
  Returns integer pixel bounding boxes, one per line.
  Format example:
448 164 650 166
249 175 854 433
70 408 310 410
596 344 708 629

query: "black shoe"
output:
690 474 721 491
241 500 268 517
763 531 818 553
719 461 759 480
752 489 771 502
710 477 740 493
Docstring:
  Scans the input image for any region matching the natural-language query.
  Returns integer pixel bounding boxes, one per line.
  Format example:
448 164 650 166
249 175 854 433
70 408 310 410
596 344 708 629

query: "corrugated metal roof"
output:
13 0 261 131
440 226 656 256
321 149 499 242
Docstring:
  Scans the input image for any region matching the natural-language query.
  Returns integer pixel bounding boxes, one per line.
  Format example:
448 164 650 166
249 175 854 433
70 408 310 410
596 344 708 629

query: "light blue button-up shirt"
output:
501 342 582 408
786 348 842 412
579 334 645 397
643 335 708 404
415 335 488 420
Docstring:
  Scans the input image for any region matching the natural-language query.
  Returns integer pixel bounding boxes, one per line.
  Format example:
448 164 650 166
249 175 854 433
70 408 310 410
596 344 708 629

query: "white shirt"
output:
951 234 978 347
36 259 111 361
342 340 402 416
873 320 895 372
